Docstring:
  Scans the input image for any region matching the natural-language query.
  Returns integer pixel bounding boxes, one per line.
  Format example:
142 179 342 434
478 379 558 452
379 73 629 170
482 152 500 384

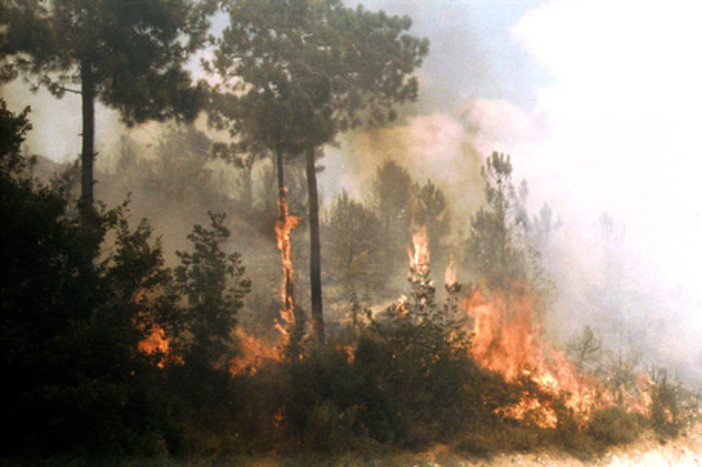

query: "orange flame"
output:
408 224 430 278
138 324 184 367
229 328 282 376
464 285 649 427
274 191 301 338
139 324 170 357
466 286 546 381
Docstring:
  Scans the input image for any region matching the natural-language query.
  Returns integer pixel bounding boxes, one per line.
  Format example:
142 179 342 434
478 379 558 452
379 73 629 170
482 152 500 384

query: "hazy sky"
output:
350 0 702 299
324 0 702 358
4 1 702 343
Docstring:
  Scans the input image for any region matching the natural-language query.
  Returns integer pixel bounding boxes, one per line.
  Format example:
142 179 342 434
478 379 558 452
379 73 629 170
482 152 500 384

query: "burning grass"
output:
211 220 681 460
464 284 651 429
126 215 689 462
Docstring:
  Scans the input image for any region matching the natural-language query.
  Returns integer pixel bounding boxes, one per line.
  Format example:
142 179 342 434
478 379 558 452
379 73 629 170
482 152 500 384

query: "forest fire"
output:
229 329 282 376
408 224 430 279
463 285 651 427
275 192 301 338
138 324 171 365
5 0 695 461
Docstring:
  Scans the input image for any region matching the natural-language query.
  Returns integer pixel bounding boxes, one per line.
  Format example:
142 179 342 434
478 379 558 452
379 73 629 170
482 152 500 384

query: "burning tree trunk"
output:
274 148 301 338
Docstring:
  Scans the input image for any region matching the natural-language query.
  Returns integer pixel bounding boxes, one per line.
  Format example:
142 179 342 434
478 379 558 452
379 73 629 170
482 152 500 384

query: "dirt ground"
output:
414 425 702 466
230 423 702 466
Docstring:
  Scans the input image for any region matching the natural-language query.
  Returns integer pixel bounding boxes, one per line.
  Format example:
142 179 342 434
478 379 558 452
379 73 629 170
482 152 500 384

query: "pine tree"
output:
0 0 215 216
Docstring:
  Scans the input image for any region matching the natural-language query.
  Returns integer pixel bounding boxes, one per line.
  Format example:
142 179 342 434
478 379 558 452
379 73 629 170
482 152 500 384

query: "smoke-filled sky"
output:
317 0 702 371
4 1 702 363
329 0 702 337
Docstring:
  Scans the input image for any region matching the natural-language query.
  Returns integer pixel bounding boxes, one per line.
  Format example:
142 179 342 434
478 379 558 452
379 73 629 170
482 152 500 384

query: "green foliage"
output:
649 367 681 440
0 99 32 173
209 0 430 342
324 190 385 292
175 212 251 368
368 159 414 273
357 276 514 448
229 272 520 455
370 159 413 235
587 406 641 446
465 152 530 289
464 152 556 324
413 178 451 253
0 102 177 457
1 0 214 209
145 125 215 204
0 0 211 124
1 99 675 461
209 0 429 155
0 101 254 458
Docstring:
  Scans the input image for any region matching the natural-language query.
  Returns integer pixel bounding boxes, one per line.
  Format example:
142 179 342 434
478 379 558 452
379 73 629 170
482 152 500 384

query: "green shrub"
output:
650 374 681 440
587 406 641 446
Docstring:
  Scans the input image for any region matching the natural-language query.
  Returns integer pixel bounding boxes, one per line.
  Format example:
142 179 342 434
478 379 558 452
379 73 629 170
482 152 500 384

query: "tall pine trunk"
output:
306 147 324 342
79 59 95 218
276 148 295 322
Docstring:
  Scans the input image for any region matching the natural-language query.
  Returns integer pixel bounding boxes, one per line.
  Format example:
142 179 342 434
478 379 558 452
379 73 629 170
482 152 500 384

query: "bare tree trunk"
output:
276 148 285 202
79 59 95 219
306 147 324 342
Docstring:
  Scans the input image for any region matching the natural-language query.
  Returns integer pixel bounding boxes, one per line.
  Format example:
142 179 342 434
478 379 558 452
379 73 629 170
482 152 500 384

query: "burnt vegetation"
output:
0 1 698 464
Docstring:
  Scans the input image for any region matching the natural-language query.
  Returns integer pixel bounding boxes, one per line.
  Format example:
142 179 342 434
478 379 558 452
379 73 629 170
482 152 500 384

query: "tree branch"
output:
56 85 82 95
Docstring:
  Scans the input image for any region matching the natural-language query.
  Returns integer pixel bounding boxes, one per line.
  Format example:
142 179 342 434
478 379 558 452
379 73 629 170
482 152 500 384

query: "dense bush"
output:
588 406 642 446
0 101 251 459
650 370 682 440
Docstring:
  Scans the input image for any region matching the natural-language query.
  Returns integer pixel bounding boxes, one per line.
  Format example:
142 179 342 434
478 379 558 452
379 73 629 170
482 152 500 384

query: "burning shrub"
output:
354 276 516 448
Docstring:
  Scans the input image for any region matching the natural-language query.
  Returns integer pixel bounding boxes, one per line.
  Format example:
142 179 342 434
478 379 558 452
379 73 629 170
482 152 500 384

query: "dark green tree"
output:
465 152 530 289
0 100 181 455
0 99 31 171
413 178 451 264
145 125 214 204
324 190 384 294
0 0 214 216
174 212 251 369
369 158 414 271
209 0 429 342
167 212 251 448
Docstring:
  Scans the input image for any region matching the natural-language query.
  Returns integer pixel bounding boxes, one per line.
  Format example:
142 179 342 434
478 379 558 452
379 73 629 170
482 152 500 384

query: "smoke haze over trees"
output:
0 0 215 216
1 0 701 463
